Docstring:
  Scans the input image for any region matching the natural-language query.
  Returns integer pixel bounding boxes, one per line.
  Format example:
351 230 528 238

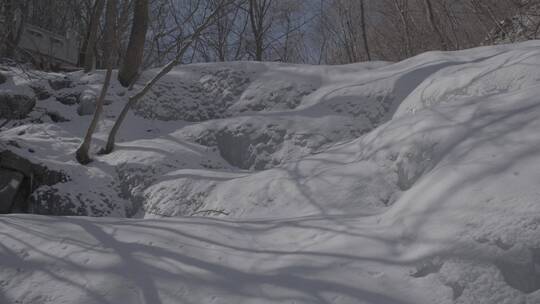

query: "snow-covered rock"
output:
77 91 97 116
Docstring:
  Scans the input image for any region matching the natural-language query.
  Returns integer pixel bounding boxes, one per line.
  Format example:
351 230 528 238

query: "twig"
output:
190 209 230 216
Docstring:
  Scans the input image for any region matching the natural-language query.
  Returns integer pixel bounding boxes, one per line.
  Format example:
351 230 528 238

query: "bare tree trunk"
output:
101 2 228 154
118 0 149 87
102 44 190 154
360 0 371 61
1 0 28 59
1 0 15 57
248 0 272 61
76 0 117 165
83 0 106 73
423 0 448 51
393 0 412 58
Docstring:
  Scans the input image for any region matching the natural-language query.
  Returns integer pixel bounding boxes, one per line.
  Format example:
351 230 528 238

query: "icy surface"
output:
1 41 540 303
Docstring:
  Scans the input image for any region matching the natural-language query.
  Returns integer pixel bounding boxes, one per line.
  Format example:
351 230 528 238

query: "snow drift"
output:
1 41 540 303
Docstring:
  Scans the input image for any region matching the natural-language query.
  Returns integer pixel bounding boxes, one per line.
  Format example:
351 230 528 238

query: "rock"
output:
77 99 96 116
55 92 80 105
0 151 33 214
0 93 36 119
0 150 33 177
46 111 69 122
0 150 68 214
48 77 72 90
0 169 24 213
0 73 6 84
30 85 51 100
77 92 97 116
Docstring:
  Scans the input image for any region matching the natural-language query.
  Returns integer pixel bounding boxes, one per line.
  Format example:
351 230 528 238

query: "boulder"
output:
55 92 80 105
77 91 97 116
0 150 68 214
30 85 52 100
48 77 72 90
0 151 33 213
0 150 33 177
0 72 6 84
0 93 36 119
46 111 70 122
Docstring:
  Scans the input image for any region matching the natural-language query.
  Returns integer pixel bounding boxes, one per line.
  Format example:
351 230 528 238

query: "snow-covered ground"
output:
1 41 540 303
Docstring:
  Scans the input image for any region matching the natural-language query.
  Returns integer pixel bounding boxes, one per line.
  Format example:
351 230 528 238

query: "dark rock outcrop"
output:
55 92 80 105
48 77 73 90
46 111 70 122
0 93 36 119
0 150 68 214
0 170 24 213
30 85 52 100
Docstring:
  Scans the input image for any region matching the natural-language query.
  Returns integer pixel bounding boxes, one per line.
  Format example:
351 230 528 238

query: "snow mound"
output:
1 42 540 303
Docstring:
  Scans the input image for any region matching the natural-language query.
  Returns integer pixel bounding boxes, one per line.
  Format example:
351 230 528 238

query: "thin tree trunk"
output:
83 0 106 73
360 0 371 61
102 1 226 154
76 0 117 164
102 46 189 154
0 0 14 57
1 0 27 58
393 0 412 58
117 0 149 87
424 0 448 51
248 0 271 61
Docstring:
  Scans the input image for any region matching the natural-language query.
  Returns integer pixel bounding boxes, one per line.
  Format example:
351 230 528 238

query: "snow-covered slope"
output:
1 41 540 303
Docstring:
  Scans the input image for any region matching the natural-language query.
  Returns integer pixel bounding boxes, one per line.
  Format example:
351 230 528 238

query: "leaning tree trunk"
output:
102 44 191 154
117 0 149 87
83 0 106 73
76 0 117 165
101 2 225 154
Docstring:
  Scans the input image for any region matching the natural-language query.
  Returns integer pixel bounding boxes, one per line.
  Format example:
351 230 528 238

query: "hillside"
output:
0 41 540 303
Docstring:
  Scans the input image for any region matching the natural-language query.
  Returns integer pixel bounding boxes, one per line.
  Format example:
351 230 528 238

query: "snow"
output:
1 41 540 303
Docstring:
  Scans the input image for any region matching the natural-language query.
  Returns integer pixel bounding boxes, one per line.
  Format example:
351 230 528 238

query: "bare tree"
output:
423 0 448 51
0 0 28 58
200 0 246 61
317 0 373 64
76 0 117 164
101 0 232 154
359 0 371 61
83 0 106 72
118 0 148 86
248 0 273 61
392 0 412 57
